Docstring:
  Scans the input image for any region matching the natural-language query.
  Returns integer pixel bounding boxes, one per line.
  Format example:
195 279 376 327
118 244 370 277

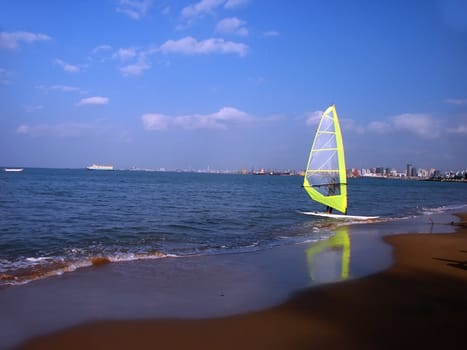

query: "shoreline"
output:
0 227 393 349
18 213 467 349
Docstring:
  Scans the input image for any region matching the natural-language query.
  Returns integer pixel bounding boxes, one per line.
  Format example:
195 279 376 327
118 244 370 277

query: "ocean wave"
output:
419 204 467 215
0 251 167 287
0 229 339 286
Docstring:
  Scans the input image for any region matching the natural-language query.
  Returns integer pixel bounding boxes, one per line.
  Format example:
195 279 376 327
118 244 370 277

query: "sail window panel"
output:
314 132 337 150
308 150 339 171
319 115 335 133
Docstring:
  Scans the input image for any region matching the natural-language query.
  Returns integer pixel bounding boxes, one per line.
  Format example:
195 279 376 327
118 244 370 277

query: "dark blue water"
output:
1 169 466 285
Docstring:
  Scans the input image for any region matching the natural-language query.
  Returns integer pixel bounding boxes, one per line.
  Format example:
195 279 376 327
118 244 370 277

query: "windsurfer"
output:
326 180 337 214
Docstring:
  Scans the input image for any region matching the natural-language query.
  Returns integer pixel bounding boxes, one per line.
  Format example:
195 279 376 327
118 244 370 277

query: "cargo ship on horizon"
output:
3 168 24 172
86 164 114 171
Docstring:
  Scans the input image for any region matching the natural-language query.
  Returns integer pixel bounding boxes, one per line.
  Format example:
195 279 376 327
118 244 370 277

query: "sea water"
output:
1 168 466 286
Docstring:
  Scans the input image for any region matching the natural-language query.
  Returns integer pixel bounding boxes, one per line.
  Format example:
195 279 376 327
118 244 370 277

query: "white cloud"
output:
0 31 51 50
341 118 365 134
120 59 150 76
77 96 109 106
16 123 92 137
88 45 113 63
141 114 170 130
37 85 84 93
92 44 113 54
263 30 280 37
16 125 30 134
181 0 224 20
305 111 440 138
112 47 153 76
181 0 249 20
447 124 467 134
367 121 392 134
54 59 81 73
0 68 12 84
179 0 250 28
224 0 249 9
109 46 156 76
216 17 248 36
445 98 467 105
160 36 248 57
305 110 323 126
392 113 440 138
142 107 251 131
116 0 152 19
328 112 442 138
108 36 248 78
113 47 138 61
51 85 80 92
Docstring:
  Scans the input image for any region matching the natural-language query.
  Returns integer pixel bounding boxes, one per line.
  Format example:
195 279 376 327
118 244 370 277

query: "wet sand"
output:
20 213 467 349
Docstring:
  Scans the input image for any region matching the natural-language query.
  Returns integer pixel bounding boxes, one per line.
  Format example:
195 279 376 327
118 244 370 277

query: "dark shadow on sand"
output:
433 256 467 271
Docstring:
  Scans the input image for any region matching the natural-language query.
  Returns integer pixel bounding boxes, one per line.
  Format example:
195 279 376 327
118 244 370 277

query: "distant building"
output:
418 168 428 178
429 168 440 178
375 167 384 175
351 168 360 177
406 164 413 177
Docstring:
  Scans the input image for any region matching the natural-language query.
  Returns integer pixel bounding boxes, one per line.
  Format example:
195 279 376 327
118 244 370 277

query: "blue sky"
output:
1 0 466 171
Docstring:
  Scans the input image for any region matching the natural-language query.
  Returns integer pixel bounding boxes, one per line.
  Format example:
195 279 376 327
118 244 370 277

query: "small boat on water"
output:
86 164 114 171
4 168 24 172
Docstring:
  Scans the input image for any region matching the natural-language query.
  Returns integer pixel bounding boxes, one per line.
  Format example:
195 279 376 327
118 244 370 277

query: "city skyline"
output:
1 1 467 171
4 160 458 175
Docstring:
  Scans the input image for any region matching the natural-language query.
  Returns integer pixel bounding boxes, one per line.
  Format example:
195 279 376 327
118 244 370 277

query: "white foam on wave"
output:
420 203 467 215
0 258 94 286
301 238 320 244
106 251 167 263
0 250 169 287
246 241 260 248
25 257 53 263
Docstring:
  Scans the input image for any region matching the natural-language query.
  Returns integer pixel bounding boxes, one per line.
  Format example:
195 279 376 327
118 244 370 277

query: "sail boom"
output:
305 182 347 187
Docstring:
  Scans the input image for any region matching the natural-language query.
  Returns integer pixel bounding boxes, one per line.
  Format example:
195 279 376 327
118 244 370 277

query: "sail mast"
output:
303 104 347 214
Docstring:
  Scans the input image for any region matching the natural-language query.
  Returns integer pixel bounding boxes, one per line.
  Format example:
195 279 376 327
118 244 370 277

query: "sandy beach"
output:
18 213 467 350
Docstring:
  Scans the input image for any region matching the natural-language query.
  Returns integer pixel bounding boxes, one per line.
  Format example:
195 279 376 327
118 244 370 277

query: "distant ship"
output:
4 168 24 172
86 164 114 171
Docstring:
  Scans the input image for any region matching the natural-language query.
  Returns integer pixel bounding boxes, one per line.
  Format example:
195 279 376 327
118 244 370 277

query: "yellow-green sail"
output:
303 104 347 214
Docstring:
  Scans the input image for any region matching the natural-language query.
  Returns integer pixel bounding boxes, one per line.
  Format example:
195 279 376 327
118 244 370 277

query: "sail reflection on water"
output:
306 226 350 281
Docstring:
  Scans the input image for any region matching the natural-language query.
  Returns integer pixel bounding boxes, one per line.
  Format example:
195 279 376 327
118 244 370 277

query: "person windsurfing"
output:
326 179 337 214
